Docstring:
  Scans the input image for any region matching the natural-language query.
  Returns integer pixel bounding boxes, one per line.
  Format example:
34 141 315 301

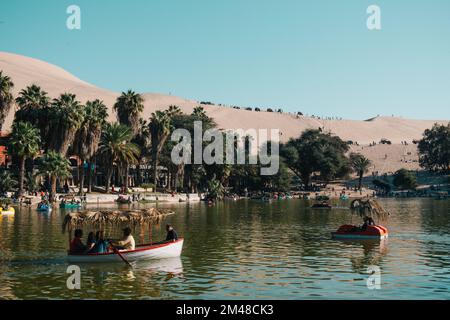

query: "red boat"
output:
331 224 388 239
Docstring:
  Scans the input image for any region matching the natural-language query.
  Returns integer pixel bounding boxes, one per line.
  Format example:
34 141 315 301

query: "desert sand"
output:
0 51 448 174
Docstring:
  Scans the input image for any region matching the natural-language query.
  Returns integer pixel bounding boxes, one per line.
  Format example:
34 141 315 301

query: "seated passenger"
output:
361 216 376 231
86 231 96 253
70 229 87 254
165 224 179 242
112 227 135 251
91 230 109 253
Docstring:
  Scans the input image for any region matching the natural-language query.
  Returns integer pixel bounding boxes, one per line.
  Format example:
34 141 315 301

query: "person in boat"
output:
361 216 376 231
91 230 109 253
86 232 96 253
111 227 135 251
165 224 179 242
70 229 87 254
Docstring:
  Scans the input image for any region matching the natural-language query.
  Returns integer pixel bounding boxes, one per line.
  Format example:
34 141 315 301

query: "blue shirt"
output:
91 240 109 253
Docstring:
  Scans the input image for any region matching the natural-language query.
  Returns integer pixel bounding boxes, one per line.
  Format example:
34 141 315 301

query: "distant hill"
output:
1 51 448 174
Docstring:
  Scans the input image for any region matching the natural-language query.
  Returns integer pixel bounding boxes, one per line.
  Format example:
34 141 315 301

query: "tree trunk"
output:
78 159 85 196
302 174 311 190
136 159 142 186
18 156 26 197
358 172 363 190
87 160 92 193
153 158 158 193
105 167 113 193
124 164 129 192
50 175 57 201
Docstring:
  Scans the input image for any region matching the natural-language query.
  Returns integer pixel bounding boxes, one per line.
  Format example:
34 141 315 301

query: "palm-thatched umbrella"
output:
350 199 390 221
62 208 175 244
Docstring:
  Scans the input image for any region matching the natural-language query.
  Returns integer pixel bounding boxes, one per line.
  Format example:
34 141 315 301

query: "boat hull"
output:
331 225 388 240
67 239 184 263
311 204 332 209
0 208 15 215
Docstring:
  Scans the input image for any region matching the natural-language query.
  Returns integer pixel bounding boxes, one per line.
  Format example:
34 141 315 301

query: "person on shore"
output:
165 224 179 242
64 182 70 194
111 227 135 251
70 229 87 254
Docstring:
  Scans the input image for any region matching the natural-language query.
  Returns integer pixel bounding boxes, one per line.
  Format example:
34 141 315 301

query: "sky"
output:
0 0 449 120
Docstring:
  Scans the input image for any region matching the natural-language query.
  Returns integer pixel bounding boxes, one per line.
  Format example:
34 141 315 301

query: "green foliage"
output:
14 85 51 144
393 169 417 190
372 178 392 192
114 90 144 136
98 123 140 192
99 123 140 166
140 183 155 190
206 176 224 200
0 71 14 131
38 151 72 181
8 121 41 195
37 150 72 198
8 122 41 159
418 123 450 172
0 171 17 194
48 93 86 154
281 129 350 187
72 99 108 160
349 153 372 190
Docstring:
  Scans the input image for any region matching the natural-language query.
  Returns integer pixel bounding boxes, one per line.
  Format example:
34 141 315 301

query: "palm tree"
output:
113 90 144 136
167 105 182 117
8 122 41 196
0 171 17 195
132 118 151 186
38 150 72 200
0 71 14 132
149 110 173 191
72 100 108 195
206 175 225 200
47 93 85 155
98 123 140 193
15 85 50 143
350 153 372 190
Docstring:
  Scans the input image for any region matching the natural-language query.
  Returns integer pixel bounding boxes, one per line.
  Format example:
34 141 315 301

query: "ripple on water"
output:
1 199 450 299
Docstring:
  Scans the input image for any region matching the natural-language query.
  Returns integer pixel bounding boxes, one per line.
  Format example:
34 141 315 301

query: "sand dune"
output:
0 51 448 173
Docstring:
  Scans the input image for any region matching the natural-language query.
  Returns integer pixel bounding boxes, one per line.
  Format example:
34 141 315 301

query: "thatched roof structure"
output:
350 199 390 220
62 208 175 234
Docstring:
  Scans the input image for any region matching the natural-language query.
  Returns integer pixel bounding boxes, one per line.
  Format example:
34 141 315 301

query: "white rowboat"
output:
67 239 184 263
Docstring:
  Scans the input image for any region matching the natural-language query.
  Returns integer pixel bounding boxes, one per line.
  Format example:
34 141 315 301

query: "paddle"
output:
109 241 132 267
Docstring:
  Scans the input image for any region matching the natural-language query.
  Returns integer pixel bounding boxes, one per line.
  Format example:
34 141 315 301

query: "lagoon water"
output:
0 199 449 300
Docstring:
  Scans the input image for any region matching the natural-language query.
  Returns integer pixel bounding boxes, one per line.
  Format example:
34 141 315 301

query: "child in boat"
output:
111 227 135 251
70 229 87 254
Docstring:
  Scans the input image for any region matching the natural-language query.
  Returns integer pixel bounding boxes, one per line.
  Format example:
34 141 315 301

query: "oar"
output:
109 242 132 267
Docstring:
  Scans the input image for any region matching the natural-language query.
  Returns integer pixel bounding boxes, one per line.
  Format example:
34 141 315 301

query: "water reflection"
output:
336 239 389 273
0 199 449 299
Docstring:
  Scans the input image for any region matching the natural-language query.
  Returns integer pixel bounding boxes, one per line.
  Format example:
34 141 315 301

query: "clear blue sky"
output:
1 0 449 120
